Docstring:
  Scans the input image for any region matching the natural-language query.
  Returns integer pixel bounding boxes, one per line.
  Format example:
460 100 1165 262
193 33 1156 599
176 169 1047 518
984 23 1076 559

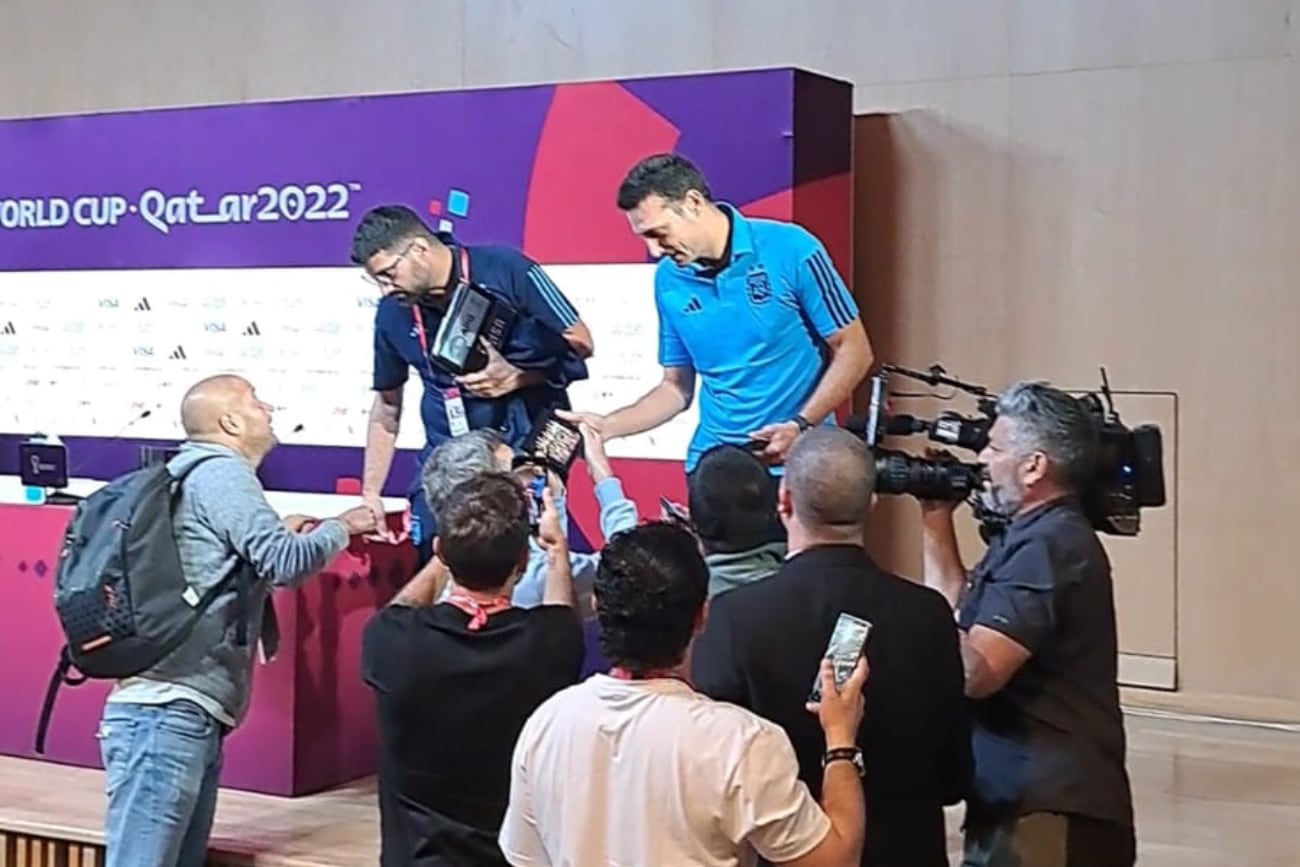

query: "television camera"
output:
851 363 1167 537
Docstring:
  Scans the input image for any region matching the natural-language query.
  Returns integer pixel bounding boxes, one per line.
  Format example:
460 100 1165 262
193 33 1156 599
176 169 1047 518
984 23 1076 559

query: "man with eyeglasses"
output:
350 204 594 564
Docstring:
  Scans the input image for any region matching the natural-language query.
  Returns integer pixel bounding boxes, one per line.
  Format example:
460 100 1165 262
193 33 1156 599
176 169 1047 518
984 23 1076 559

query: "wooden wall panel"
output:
1008 0 1293 74
463 0 717 85
855 57 1300 715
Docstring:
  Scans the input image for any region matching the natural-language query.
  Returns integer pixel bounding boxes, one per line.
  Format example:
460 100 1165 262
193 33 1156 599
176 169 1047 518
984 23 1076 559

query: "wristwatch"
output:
791 414 812 433
822 746 865 777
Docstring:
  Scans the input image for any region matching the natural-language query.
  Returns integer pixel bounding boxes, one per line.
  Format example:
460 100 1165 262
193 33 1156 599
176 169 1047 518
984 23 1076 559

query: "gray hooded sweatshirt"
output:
106 441 350 728
705 540 787 599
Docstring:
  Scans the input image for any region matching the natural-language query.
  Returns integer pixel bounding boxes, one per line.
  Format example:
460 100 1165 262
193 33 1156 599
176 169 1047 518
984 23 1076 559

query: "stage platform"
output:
1 712 1298 866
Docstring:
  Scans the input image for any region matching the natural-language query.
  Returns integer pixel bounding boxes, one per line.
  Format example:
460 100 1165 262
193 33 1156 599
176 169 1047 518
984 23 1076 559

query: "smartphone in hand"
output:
660 496 690 524
809 612 872 702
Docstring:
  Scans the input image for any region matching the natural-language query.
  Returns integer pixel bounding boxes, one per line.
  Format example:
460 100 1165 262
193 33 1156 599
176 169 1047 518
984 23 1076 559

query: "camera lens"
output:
873 450 982 501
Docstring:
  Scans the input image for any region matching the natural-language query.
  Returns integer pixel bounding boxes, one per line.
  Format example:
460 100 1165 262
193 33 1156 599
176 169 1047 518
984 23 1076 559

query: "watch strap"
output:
792 414 812 432
823 746 863 773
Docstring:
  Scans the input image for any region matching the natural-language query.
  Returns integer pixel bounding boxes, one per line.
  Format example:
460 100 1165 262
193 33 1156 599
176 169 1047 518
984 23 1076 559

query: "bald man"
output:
98 374 377 867
691 427 972 867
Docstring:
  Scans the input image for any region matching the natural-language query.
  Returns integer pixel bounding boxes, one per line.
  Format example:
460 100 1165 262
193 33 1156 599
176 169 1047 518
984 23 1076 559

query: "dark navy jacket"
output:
372 233 587 499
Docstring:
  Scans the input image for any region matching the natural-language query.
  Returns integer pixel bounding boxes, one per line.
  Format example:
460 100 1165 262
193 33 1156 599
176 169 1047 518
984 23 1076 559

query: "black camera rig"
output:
850 363 1167 537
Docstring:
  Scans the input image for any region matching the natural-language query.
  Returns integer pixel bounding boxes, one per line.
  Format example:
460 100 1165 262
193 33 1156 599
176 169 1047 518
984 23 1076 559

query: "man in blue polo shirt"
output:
563 153 873 475
351 205 593 563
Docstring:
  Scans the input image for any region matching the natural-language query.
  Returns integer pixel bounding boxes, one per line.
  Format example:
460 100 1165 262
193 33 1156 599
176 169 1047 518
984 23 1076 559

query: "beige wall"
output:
4 1 1299 718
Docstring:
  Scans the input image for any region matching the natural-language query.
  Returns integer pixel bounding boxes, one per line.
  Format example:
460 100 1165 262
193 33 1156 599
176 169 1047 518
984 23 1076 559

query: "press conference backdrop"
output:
0 68 853 525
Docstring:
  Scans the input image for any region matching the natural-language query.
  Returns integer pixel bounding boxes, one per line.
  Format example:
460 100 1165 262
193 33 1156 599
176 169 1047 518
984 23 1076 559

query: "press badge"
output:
444 386 470 437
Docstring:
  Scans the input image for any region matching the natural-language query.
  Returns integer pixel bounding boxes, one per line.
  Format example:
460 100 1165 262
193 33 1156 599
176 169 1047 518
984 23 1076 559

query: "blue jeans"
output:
98 700 225 867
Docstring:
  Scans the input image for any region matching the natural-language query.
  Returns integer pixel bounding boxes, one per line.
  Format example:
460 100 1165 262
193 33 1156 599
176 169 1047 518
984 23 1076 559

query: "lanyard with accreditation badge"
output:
410 246 473 438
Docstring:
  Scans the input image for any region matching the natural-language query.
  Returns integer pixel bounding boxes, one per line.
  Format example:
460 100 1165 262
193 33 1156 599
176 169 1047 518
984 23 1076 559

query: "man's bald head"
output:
181 375 252 438
179 374 277 463
782 427 876 533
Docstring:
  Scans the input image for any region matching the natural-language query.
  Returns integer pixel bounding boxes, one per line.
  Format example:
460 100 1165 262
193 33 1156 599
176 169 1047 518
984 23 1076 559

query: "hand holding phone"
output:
806 654 869 748
660 496 690 524
535 484 566 551
809 612 872 703
521 410 584 481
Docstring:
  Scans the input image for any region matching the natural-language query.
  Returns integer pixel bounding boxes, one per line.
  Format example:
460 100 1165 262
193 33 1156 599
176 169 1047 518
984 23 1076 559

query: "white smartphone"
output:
809 612 872 702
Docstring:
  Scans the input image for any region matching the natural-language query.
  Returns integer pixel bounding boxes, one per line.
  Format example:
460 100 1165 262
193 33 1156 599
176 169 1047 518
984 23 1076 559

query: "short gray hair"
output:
995 381 1098 490
784 426 876 530
421 429 506 512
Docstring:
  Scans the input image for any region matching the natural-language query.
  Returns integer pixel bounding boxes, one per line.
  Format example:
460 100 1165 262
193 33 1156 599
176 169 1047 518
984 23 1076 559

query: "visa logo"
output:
203 321 226 333
132 345 155 357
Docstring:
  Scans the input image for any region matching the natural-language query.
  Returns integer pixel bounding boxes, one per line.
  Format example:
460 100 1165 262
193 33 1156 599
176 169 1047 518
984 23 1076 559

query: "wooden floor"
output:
1 711 1297 866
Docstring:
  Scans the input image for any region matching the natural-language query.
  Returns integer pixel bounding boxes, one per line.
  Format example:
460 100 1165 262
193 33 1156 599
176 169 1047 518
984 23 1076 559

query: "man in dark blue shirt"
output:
918 381 1136 867
350 205 593 563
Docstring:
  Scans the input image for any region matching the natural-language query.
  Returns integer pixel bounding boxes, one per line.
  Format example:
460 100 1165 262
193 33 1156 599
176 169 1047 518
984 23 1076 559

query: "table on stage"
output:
0 475 417 797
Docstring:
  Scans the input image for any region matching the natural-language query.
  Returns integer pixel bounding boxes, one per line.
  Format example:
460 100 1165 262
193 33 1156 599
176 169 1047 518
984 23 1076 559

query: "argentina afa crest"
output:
745 267 773 305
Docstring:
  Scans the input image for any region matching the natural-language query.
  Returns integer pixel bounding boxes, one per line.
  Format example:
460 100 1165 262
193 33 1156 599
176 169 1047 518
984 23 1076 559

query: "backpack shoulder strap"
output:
169 452 260 644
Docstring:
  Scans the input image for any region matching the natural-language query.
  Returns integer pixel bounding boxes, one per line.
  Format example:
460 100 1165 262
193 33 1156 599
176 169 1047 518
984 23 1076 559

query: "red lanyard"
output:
608 666 690 685
442 591 511 631
411 246 472 359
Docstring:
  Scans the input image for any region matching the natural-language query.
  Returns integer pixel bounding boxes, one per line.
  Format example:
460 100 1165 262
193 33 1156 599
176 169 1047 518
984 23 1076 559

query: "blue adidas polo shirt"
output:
372 233 588 500
654 205 860 472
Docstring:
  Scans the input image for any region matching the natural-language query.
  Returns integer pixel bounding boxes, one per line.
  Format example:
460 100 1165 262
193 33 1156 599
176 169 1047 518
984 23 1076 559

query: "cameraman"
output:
919 381 1135 867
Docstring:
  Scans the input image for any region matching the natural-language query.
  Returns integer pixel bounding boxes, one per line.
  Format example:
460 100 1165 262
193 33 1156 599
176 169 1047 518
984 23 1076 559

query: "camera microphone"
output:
929 412 992 452
842 412 931 439
884 414 930 437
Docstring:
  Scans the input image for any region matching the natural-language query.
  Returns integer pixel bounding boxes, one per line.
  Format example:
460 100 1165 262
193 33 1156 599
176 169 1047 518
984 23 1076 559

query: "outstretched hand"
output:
556 409 606 438
361 495 410 543
578 422 613 482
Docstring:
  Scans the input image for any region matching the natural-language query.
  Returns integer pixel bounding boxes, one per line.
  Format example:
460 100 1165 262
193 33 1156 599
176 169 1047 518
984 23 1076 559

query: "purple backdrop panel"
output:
0 68 814 498
620 69 794 208
0 88 555 271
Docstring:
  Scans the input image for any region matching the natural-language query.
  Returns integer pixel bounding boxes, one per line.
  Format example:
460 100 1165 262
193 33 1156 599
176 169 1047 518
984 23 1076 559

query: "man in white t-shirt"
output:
499 521 868 867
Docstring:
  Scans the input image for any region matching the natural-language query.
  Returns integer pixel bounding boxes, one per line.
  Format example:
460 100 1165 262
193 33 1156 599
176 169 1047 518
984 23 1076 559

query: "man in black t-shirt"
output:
919 381 1136 867
361 472 583 867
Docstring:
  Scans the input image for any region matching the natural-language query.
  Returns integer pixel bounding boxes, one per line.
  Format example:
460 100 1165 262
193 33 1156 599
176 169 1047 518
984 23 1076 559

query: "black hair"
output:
616 153 713 211
349 204 434 265
594 522 709 673
433 472 530 591
687 444 778 553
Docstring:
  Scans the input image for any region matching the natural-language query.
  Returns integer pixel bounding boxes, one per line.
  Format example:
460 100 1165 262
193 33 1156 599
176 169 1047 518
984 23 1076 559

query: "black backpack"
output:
34 455 248 754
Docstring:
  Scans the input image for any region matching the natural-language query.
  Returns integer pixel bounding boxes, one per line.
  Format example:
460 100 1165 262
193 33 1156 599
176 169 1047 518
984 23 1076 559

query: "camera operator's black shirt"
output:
957 497 1134 829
